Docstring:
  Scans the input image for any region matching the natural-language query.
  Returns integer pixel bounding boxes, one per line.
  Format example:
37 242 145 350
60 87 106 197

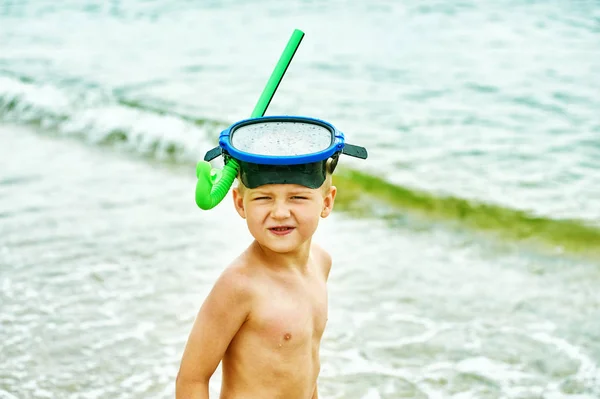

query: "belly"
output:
221 329 320 398
221 349 318 399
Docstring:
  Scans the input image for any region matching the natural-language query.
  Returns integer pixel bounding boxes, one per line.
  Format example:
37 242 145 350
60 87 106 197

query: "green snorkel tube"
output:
195 29 305 210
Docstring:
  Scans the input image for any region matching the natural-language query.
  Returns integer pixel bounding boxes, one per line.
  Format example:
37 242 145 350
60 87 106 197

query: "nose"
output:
270 199 291 219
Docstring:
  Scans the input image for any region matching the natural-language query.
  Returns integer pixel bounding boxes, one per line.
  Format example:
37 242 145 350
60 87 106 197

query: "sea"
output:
1 1 599 398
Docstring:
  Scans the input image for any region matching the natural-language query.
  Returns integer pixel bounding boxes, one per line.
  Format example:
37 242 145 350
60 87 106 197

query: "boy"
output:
178 115 367 398
176 168 336 398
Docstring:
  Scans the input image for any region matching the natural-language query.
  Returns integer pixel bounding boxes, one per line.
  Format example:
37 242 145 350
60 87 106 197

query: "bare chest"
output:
248 278 328 349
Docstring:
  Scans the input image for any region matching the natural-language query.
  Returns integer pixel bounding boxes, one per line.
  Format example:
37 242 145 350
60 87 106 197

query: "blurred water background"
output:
1 1 600 398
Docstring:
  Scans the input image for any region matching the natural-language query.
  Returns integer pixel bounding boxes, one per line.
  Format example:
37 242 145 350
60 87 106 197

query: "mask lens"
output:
231 120 333 156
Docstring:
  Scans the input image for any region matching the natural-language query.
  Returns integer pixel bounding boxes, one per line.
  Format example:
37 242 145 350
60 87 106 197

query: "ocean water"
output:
1 1 600 398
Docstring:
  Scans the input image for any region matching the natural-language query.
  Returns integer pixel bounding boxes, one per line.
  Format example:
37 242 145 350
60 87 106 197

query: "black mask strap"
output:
342 143 368 159
203 146 222 162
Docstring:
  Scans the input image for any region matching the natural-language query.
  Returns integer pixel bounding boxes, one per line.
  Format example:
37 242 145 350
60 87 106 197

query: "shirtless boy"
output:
177 116 367 398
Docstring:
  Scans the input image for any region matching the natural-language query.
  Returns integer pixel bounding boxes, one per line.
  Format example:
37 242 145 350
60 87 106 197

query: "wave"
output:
333 169 600 257
0 74 225 162
1 74 599 257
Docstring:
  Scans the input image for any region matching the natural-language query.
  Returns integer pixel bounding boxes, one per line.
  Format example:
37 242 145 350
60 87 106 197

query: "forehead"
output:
246 183 317 195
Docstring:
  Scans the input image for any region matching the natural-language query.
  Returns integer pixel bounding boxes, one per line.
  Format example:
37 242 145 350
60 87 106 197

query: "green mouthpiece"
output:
195 28 305 210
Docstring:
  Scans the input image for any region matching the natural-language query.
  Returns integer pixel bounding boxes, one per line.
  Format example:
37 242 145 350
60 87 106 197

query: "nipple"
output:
278 333 292 348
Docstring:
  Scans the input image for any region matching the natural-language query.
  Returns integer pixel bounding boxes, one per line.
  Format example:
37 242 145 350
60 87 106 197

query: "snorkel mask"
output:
195 29 367 210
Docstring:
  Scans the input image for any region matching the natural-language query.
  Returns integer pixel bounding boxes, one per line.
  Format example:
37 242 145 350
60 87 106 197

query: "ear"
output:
232 187 246 219
321 185 337 218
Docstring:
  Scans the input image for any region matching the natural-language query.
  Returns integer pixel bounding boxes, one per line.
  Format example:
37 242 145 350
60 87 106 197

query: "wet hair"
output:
320 158 335 195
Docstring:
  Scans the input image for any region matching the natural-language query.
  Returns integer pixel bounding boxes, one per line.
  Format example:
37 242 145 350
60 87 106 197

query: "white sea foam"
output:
0 76 216 162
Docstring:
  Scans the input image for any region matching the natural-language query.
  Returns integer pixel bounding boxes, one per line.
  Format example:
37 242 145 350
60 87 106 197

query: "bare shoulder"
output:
196 253 260 327
311 242 333 280
213 255 256 301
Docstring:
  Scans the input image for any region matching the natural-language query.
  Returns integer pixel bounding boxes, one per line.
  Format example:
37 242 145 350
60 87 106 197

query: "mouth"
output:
268 226 295 236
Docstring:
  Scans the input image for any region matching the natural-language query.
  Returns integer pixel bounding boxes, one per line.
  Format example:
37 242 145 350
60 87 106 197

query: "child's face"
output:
232 183 336 254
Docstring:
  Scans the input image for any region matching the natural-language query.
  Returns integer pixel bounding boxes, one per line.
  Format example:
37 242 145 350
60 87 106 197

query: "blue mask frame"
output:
204 115 367 165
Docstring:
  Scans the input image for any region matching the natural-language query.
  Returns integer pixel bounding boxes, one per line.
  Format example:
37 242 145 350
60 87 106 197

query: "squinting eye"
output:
291 196 308 200
253 196 270 201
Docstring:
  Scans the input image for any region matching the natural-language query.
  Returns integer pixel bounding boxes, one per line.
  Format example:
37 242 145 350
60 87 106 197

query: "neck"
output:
250 239 312 272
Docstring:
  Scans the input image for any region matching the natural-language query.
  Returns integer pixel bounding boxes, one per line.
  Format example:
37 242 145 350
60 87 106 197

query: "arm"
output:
312 243 332 281
322 250 332 281
176 267 252 399
312 245 330 399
